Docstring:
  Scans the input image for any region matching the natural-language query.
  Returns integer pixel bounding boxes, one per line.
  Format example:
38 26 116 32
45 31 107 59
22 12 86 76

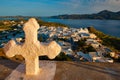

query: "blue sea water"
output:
41 18 120 38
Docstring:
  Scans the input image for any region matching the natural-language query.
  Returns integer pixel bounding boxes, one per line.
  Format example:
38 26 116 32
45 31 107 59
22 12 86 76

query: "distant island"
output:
50 10 120 20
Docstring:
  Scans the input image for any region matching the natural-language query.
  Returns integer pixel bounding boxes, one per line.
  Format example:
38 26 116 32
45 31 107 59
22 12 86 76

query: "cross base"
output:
5 61 56 80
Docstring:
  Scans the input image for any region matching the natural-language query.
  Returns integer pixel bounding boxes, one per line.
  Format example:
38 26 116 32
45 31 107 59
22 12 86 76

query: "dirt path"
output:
0 60 120 80
54 62 120 80
0 29 7 31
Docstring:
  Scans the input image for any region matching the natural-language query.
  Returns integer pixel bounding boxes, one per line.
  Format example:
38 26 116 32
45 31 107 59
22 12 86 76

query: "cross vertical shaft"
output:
23 19 39 44
25 56 39 75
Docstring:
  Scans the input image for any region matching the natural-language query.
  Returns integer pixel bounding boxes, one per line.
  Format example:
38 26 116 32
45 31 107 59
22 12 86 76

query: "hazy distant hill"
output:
50 10 120 20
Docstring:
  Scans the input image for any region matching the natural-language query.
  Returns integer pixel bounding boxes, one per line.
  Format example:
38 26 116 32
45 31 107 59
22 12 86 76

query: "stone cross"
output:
3 18 61 75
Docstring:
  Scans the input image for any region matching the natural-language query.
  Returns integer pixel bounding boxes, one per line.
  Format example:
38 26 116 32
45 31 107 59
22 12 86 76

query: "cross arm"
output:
4 39 22 58
38 41 61 59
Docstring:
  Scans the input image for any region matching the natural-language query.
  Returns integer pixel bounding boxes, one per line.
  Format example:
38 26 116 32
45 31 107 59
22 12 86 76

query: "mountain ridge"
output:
50 10 120 20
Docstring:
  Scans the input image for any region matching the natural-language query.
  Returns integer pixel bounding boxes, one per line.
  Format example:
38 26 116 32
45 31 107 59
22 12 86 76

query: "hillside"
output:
88 27 120 52
50 10 120 20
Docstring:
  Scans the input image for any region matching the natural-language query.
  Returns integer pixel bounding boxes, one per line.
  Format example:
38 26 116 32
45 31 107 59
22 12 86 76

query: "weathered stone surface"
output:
3 18 61 75
5 61 56 80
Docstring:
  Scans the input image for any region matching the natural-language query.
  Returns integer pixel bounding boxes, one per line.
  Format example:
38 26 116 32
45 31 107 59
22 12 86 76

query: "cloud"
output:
59 0 120 13
91 0 120 12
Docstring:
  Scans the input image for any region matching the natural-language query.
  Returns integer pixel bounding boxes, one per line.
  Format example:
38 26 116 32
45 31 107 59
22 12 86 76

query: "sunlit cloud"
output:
59 0 120 13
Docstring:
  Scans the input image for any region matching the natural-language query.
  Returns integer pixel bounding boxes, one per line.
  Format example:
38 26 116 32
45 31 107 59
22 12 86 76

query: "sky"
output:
0 0 120 16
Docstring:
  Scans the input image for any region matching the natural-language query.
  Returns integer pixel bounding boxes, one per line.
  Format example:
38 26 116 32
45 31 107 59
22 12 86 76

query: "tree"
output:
77 39 86 47
86 45 96 52
38 35 43 42
55 52 72 61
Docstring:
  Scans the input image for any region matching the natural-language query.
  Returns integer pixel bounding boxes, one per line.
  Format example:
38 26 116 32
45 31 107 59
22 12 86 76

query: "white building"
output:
78 28 89 34
89 33 97 39
89 52 101 62
77 52 92 62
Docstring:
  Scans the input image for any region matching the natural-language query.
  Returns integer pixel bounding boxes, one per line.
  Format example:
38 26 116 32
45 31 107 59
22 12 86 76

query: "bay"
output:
41 18 120 38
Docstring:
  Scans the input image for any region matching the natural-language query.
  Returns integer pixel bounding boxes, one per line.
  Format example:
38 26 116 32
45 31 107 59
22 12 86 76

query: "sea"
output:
41 18 120 38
